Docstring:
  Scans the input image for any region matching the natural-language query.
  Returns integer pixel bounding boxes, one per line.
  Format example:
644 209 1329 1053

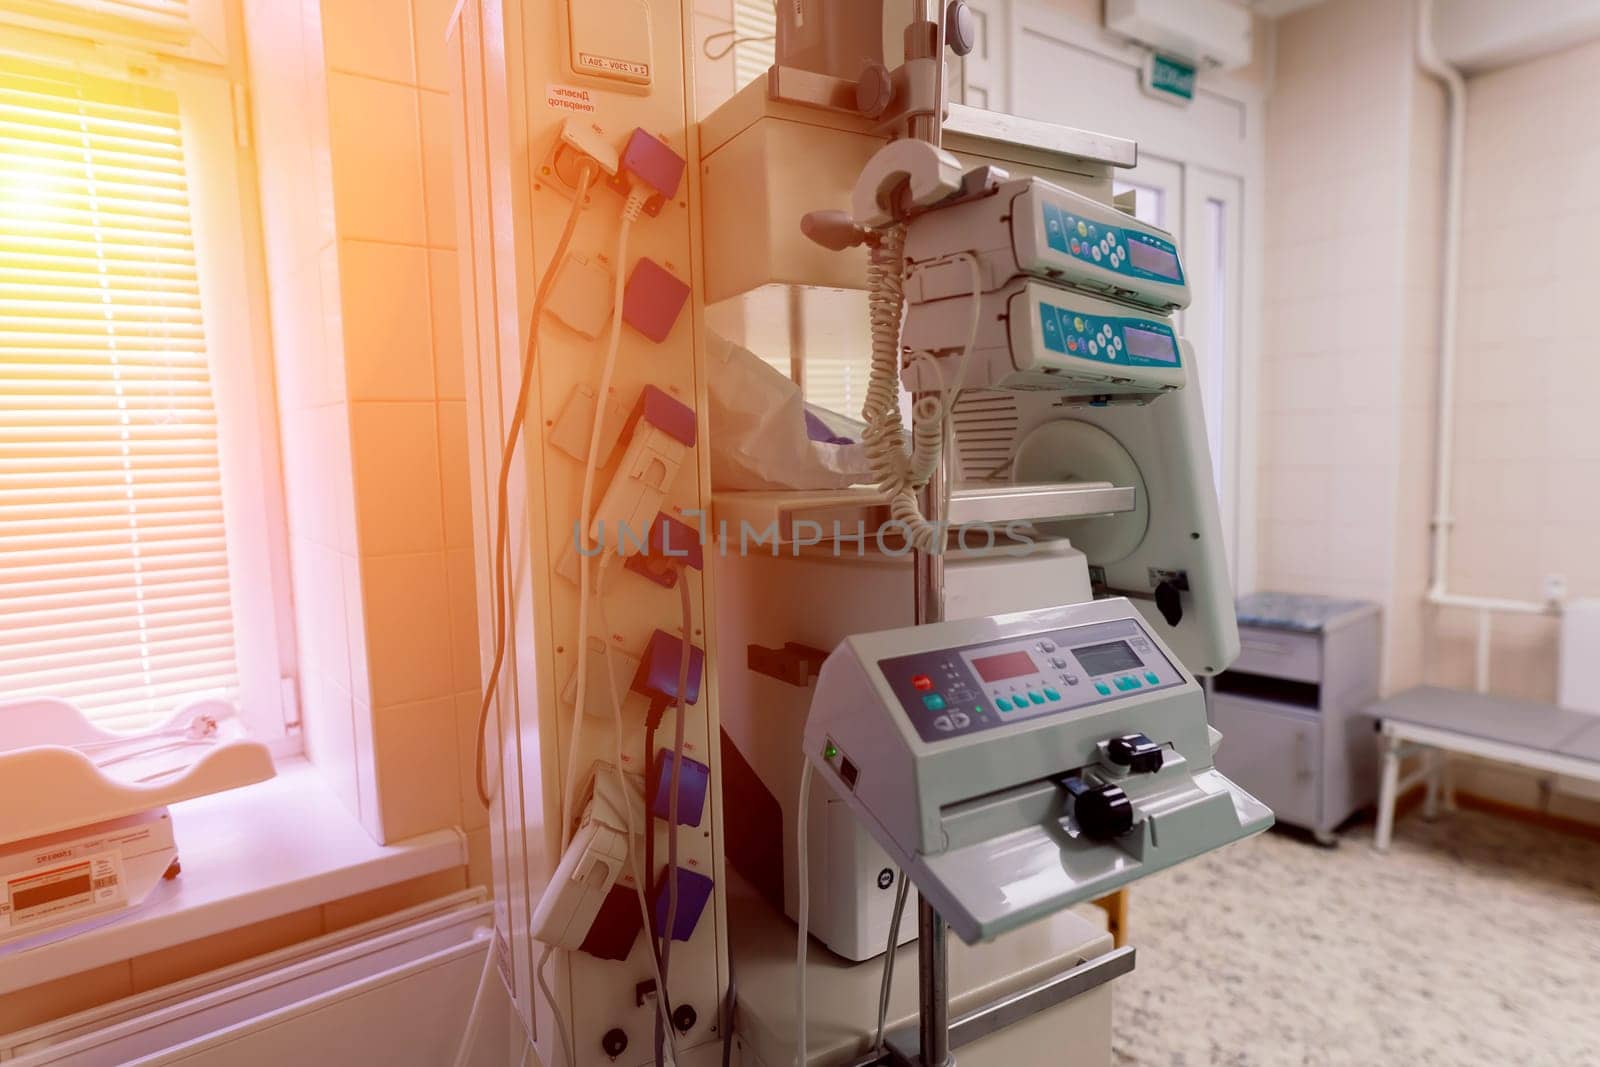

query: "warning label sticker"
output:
576 52 650 81
546 84 597 114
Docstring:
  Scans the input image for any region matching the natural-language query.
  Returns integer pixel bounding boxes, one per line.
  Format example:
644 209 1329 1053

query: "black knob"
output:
1063 777 1133 841
672 1003 698 1033
601 1028 628 1059
1107 733 1164 775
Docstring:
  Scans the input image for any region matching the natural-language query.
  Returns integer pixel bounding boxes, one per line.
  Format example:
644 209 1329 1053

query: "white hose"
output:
564 184 649 839
450 932 497 1067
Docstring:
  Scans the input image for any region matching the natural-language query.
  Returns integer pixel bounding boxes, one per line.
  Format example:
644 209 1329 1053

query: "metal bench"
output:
1371 686 1600 851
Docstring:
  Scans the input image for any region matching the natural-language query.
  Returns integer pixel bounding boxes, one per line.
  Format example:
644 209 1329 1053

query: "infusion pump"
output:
803 598 1272 943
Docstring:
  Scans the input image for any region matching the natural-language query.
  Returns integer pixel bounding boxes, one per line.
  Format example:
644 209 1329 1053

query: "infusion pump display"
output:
876 618 1184 743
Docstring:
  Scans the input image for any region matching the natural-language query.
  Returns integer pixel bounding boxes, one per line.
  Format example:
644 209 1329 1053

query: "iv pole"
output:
906 5 952 1064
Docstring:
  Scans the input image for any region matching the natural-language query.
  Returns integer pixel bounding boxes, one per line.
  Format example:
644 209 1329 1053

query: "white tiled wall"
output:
245 0 487 855
1428 35 1600 703
1258 0 1436 690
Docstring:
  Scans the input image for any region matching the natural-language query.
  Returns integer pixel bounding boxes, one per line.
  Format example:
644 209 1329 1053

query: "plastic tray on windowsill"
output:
0 697 275 847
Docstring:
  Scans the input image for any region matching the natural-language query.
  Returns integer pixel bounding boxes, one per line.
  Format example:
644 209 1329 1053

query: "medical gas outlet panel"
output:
903 176 1191 313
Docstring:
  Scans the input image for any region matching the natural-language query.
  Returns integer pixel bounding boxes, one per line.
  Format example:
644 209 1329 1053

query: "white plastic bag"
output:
707 331 872 491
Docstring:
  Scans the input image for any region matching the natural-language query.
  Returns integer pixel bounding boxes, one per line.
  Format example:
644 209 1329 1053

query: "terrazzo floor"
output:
1092 808 1600 1067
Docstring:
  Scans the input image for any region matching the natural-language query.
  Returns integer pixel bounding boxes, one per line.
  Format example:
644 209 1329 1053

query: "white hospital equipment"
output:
0 698 273 949
804 599 1270 942
705 18 1267 1067
435 0 1272 1063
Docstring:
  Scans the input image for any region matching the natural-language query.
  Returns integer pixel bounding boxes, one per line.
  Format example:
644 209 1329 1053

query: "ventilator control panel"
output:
877 617 1184 743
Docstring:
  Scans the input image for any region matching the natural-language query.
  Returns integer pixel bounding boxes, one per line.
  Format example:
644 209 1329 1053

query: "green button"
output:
1145 672 1160 685
996 697 1013 712
922 693 946 711
1028 691 1046 705
1095 682 1112 696
1043 687 1061 701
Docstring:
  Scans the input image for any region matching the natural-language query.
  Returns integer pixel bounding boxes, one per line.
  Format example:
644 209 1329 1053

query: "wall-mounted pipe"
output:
1416 0 1555 621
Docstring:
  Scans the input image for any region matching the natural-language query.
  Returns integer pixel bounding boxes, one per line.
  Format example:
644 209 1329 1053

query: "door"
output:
1112 156 1244 582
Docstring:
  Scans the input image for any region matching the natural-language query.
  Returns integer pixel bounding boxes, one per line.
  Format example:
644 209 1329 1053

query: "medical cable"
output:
596 562 683 1064
564 182 650 841
450 931 498 1067
860 236 982 554
655 567 694 1067
873 871 911 1052
794 759 814 1067
721 952 738 1067
474 162 598 809
537 943 576 1067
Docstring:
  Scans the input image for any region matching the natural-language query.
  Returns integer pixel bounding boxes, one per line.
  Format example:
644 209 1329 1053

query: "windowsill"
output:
0 759 466 995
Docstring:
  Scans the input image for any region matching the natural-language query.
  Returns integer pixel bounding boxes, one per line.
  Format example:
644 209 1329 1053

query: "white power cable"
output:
450 932 497 1067
794 759 814 1067
537 944 576 1067
564 182 650 840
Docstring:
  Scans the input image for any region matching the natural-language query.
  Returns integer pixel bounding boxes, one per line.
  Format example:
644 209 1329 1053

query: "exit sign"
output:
1142 52 1197 105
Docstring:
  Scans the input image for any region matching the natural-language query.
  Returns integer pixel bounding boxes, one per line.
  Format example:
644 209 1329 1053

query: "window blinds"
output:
5 1 191 42
0 58 240 733
732 0 777 90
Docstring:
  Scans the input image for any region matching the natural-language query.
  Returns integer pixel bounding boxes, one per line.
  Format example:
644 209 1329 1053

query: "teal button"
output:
996 697 1013 712
922 693 946 711
1028 691 1046 705
1145 672 1160 685
1043 687 1061 701
1095 682 1112 696
1115 677 1138 691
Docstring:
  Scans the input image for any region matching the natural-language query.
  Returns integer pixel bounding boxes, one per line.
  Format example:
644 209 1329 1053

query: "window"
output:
0 15 289 737
7 1 191 40
732 0 776 91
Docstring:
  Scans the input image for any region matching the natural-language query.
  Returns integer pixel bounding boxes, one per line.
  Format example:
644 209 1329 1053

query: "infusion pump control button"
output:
1062 777 1134 841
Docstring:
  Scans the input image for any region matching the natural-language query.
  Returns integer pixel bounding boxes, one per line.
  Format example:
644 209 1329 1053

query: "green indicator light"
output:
823 741 839 760
974 705 986 715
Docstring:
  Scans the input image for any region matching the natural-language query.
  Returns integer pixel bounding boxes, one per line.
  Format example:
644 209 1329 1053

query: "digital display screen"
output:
1128 240 1181 280
12 873 89 912
971 650 1038 682
1123 326 1179 364
1073 640 1143 677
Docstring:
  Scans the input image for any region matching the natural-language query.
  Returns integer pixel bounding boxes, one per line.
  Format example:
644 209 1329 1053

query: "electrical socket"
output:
539 118 619 201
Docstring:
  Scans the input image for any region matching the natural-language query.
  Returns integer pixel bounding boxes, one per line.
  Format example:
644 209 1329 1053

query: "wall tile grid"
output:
320 0 486 847
249 0 486 855
1258 0 1419 629
1430 35 1600 704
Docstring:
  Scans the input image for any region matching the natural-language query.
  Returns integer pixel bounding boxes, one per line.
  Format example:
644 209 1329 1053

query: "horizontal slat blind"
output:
0 58 239 733
733 0 777 90
4 0 190 41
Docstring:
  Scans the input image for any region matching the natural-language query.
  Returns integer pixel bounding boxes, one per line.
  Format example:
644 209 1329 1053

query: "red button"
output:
912 675 934 692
